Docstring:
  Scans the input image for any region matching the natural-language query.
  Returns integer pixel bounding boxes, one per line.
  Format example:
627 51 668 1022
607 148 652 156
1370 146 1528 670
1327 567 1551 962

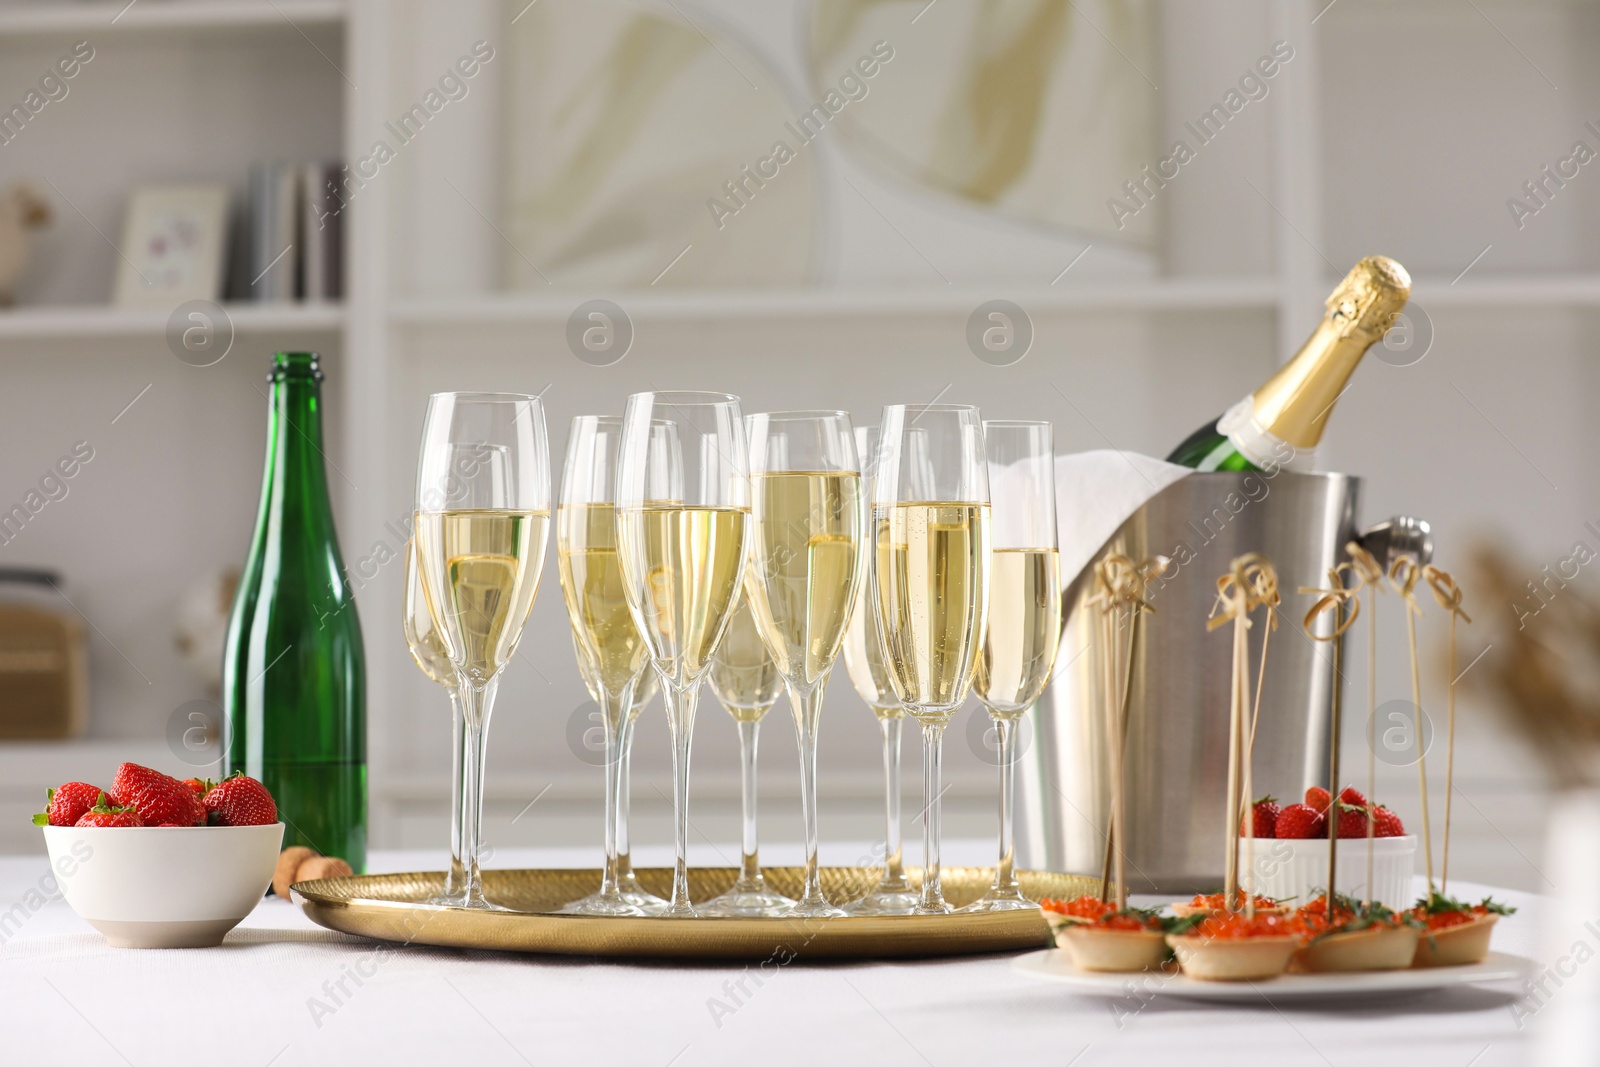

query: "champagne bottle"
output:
224 352 366 870
1167 256 1411 472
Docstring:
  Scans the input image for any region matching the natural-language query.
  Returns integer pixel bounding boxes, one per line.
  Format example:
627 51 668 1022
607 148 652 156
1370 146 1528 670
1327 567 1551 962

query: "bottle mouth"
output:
270 351 323 382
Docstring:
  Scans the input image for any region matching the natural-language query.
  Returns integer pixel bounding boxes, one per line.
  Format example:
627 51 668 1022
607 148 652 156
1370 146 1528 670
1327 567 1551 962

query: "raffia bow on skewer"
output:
1345 541 1385 905
1088 553 1167 910
1389 556 1436 891
1301 564 1362 918
1423 565 1471 895
1208 553 1279 916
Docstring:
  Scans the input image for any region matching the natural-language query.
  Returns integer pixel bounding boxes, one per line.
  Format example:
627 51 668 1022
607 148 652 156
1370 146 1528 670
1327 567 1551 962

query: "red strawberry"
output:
1338 786 1369 808
76 800 143 828
33 782 105 828
1304 786 1332 813
1374 806 1405 837
181 777 212 797
1332 803 1374 839
1241 796 1279 839
111 763 205 827
1275 803 1325 839
203 774 277 827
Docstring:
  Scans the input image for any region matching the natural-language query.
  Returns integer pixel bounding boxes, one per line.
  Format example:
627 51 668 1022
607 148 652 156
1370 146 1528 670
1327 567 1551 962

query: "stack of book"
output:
240 161 344 303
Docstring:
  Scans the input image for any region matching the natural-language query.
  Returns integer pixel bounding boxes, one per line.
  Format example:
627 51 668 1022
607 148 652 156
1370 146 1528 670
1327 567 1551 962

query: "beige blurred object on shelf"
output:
172 570 239 693
0 570 86 740
0 183 50 306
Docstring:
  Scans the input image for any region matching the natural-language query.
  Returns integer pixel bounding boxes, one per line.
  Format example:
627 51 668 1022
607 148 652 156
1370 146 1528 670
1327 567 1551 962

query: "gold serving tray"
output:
293 865 1098 960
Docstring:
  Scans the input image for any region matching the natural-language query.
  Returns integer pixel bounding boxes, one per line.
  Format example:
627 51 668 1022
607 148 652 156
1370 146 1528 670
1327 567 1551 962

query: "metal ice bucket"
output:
1016 470 1429 892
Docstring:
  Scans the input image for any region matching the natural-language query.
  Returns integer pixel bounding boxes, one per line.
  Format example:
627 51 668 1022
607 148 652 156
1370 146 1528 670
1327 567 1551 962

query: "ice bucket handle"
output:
1353 515 1433 571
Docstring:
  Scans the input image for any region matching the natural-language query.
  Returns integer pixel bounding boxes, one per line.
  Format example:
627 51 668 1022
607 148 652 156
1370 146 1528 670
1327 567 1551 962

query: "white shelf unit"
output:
0 0 1584 890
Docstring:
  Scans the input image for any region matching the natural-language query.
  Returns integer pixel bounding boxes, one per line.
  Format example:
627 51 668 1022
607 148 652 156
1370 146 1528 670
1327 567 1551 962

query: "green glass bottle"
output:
224 351 366 870
1167 256 1411 472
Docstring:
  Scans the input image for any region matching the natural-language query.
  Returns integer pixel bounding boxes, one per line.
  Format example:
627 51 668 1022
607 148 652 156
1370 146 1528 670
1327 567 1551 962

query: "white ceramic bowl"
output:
42 823 283 948
1239 835 1417 912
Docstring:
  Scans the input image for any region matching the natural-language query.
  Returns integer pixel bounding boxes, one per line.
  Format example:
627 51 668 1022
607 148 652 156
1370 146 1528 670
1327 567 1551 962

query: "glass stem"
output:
598 690 625 898
879 715 909 889
456 674 499 908
616 710 636 880
791 683 828 909
662 680 700 916
919 720 948 913
991 715 1020 897
736 719 763 888
445 689 465 897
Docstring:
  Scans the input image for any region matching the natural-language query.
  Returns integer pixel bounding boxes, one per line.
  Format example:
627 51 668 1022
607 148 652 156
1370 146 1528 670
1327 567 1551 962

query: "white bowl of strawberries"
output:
36 763 283 948
1238 786 1418 913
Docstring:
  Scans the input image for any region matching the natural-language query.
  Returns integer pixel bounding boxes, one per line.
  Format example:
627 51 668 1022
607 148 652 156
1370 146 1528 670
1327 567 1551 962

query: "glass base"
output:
843 885 920 916
559 892 649 917
617 875 668 915
914 900 955 916
699 881 796 918
427 894 512 912
658 901 699 918
958 894 1039 914
789 898 847 919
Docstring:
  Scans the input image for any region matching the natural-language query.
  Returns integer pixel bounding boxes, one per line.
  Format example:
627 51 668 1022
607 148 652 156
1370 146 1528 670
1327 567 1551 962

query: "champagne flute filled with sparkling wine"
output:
964 421 1061 912
870 404 991 914
403 539 466 902
616 391 750 917
703 588 792 916
742 410 866 918
556 416 676 916
412 393 550 910
842 424 922 916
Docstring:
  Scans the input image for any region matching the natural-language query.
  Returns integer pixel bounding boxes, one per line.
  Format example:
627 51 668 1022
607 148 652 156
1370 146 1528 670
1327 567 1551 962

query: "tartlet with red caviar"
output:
1290 894 1421 972
1409 892 1515 968
1041 896 1202 973
1170 891 1287 919
1165 911 1304 981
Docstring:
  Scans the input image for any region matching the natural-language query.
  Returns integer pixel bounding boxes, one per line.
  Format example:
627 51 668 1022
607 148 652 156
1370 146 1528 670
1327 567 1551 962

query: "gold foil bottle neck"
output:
1249 256 1411 451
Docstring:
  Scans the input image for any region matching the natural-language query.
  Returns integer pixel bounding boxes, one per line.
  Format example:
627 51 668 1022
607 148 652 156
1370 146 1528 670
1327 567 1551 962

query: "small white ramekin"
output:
1239 834 1418 911
42 822 283 948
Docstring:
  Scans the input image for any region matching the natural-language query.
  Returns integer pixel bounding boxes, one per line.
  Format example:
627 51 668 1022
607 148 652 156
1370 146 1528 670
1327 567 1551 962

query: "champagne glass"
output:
403 539 466 901
702 590 793 915
871 404 990 914
743 410 865 918
842 425 918 916
556 416 670 916
616 391 750 917
615 670 664 911
964 421 1061 912
414 392 550 909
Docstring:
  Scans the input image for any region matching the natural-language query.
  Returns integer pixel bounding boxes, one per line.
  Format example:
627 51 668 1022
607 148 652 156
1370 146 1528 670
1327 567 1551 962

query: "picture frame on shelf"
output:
112 184 230 310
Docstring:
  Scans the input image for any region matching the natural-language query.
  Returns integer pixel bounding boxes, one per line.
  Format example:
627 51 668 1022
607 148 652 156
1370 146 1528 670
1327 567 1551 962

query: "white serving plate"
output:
1012 948 1534 1003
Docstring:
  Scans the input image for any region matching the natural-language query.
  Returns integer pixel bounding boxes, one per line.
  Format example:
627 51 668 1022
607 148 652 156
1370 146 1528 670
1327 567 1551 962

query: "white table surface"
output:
0 840 1542 1066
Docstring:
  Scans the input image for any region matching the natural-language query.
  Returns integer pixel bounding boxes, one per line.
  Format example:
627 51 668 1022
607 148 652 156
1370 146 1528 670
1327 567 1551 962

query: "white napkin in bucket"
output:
1051 450 1192 588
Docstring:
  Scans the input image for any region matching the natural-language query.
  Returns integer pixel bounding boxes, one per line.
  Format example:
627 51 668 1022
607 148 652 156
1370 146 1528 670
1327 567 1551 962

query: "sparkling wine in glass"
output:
702 590 793 916
871 404 990 914
742 410 865 918
413 393 550 910
964 421 1061 912
842 425 918 916
403 539 466 901
556 416 672 916
616 391 750 917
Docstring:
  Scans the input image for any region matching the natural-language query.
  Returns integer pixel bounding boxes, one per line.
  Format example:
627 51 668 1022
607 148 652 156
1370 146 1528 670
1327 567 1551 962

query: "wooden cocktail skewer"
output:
1424 565 1471 896
1346 542 1384 907
1208 554 1276 917
1302 565 1362 918
1238 562 1279 915
1089 555 1160 909
1389 556 1434 892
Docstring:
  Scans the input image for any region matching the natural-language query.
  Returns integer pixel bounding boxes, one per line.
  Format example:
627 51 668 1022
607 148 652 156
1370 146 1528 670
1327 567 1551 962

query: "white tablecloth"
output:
0 842 1542 1066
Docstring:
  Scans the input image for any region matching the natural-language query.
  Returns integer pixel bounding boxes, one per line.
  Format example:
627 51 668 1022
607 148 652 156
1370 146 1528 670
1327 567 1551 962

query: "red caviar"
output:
1185 892 1279 912
1181 912 1300 940
1040 895 1159 931
1414 905 1494 931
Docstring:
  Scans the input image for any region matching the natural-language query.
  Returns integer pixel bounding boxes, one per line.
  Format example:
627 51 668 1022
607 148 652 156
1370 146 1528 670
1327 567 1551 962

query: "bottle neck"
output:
1250 316 1374 450
260 371 338 543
